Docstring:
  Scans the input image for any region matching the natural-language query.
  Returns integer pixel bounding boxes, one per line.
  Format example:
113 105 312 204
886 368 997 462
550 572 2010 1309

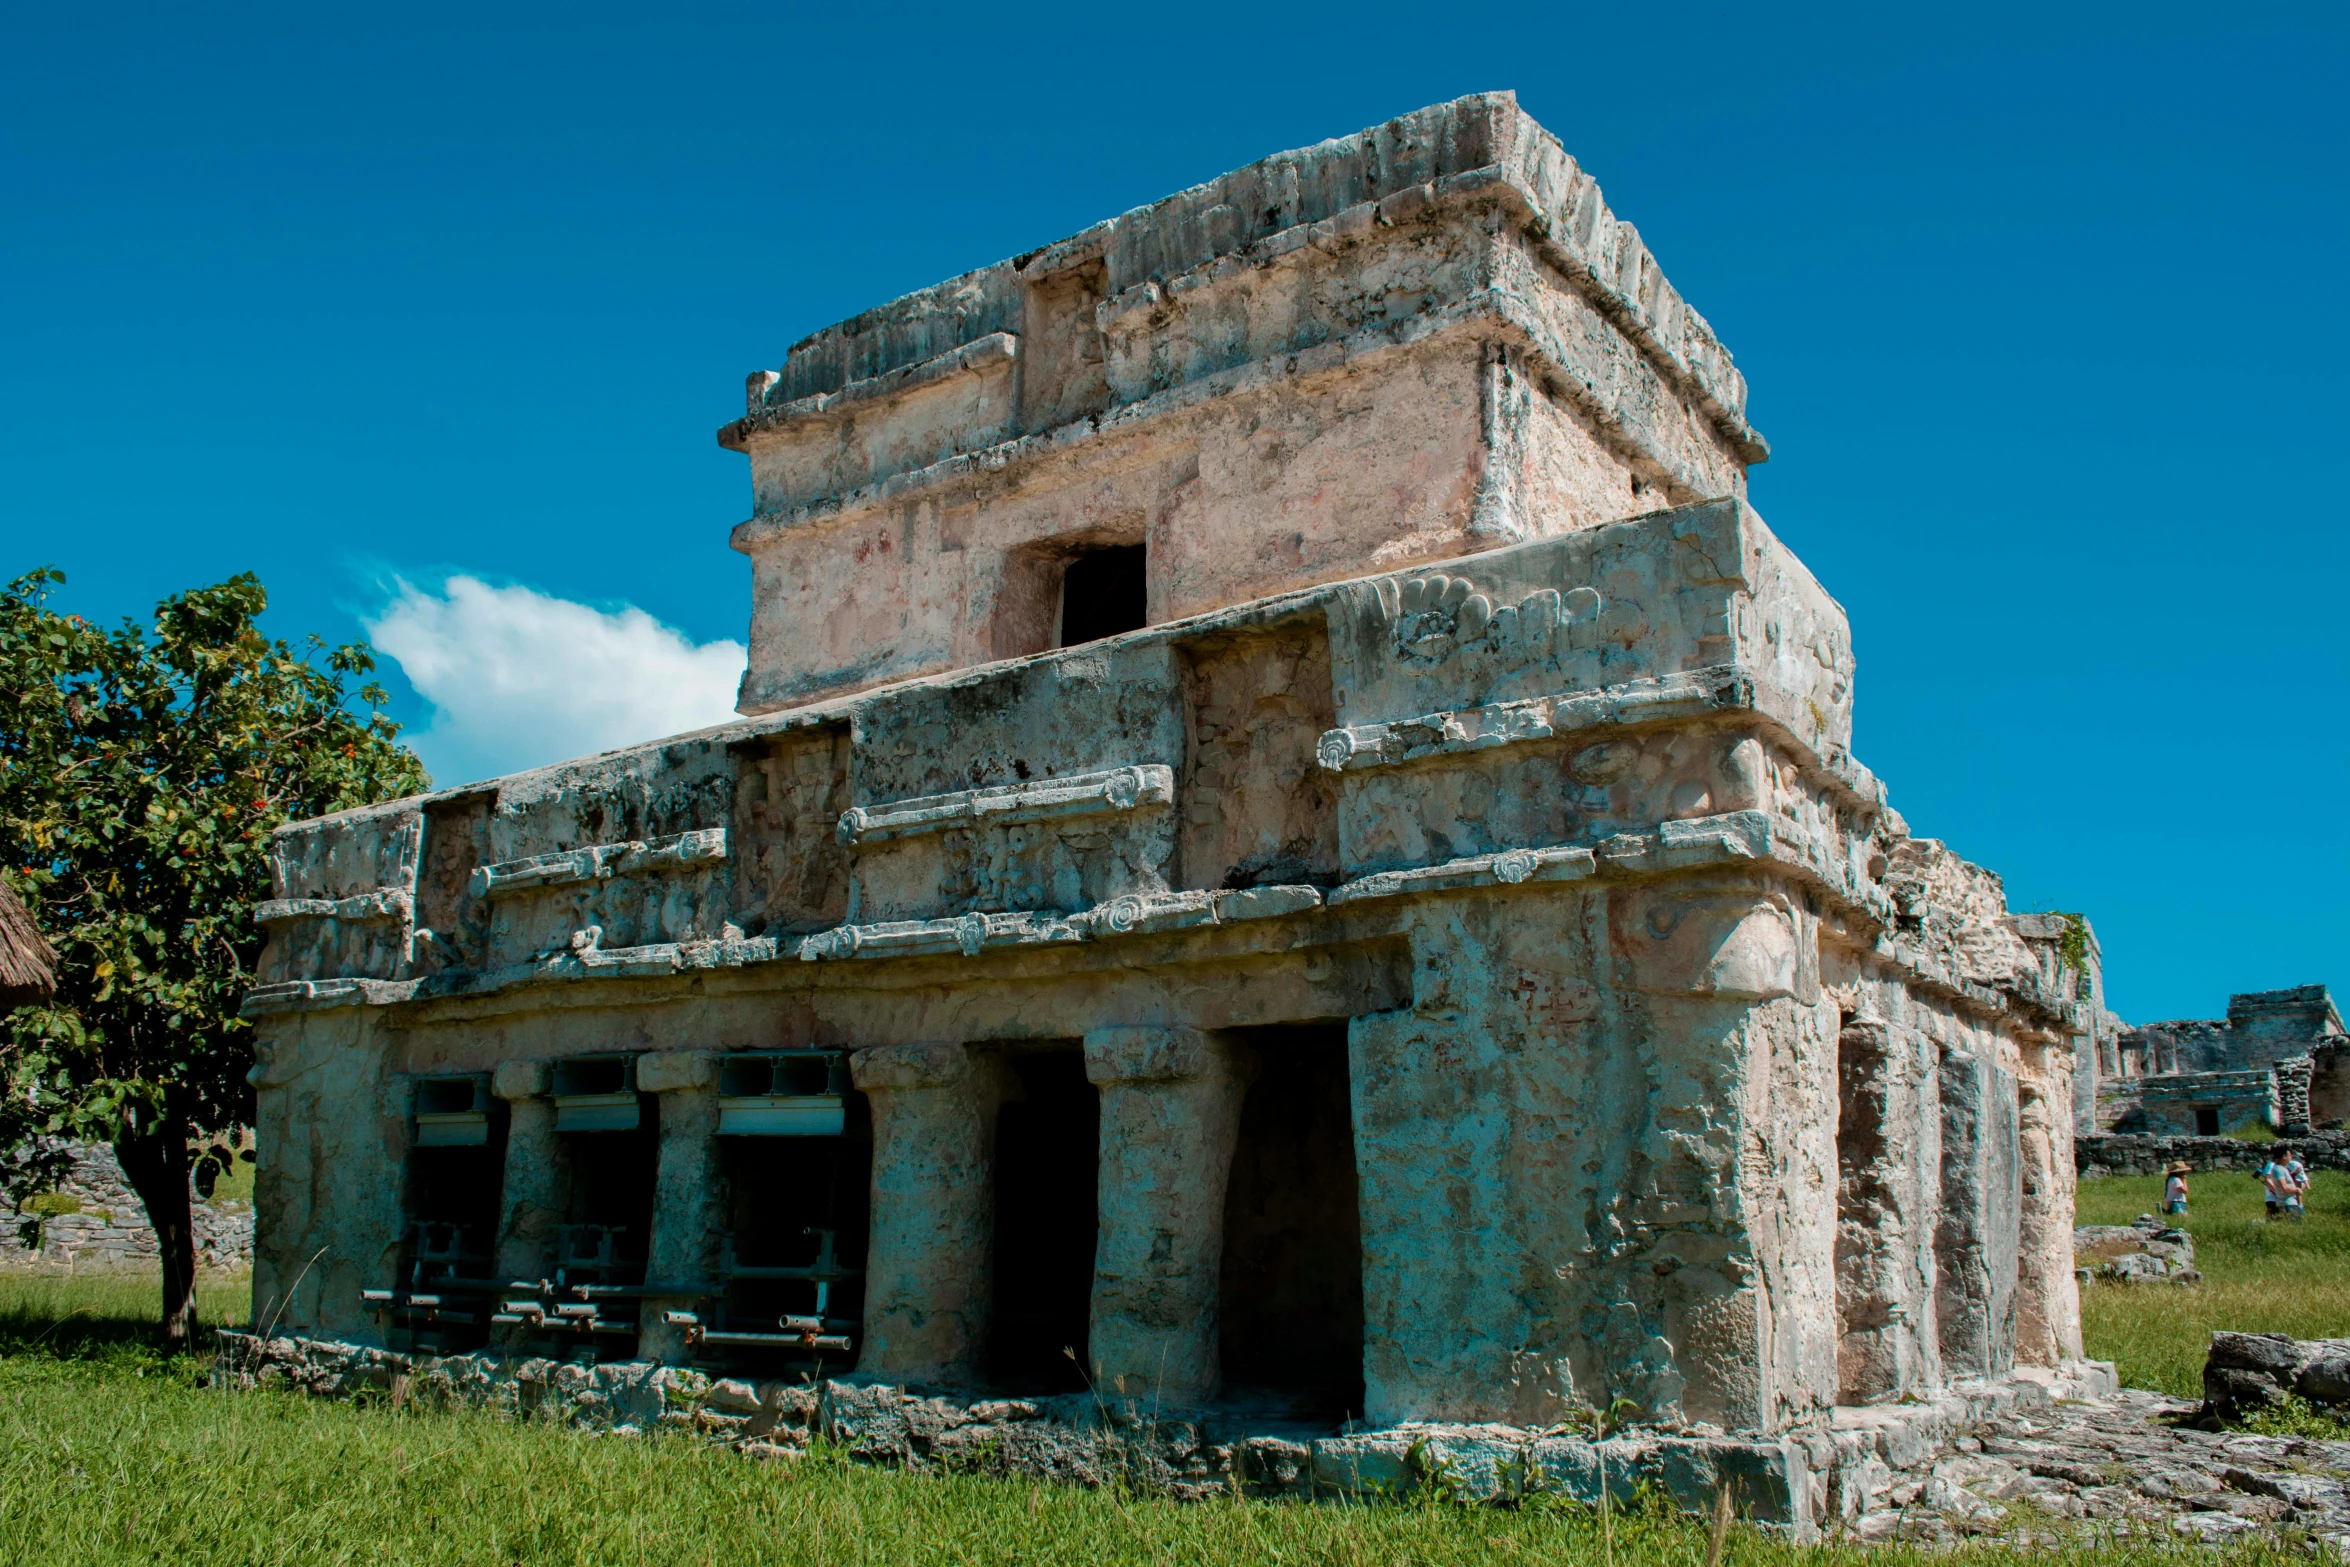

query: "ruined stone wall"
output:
2131 1070 2283 1137
2079 1128 2350 1176
1 1143 253 1274
243 90 2093 1443
725 93 1767 714
248 496 2086 1441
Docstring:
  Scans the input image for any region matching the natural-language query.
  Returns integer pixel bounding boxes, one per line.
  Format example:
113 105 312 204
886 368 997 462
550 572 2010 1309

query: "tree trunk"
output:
116 1112 199 1350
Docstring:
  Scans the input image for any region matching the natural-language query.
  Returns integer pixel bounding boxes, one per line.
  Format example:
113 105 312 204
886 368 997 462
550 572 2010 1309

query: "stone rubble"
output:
2072 1214 2200 1284
1847 1388 2350 1549
2205 1333 2350 1425
219 1329 2350 1548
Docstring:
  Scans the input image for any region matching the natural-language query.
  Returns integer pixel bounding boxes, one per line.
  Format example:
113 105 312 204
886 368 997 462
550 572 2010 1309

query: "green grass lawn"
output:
2076 1168 2350 1397
0 1242 2328 1566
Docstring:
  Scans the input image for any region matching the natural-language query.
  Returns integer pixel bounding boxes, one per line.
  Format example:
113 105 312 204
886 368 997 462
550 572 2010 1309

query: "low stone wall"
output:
2077 1130 2350 1177
3 1143 253 1274
212 1331 2126 1540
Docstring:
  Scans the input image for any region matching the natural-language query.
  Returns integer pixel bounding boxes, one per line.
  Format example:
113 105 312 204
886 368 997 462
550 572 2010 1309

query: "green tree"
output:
0 568 427 1346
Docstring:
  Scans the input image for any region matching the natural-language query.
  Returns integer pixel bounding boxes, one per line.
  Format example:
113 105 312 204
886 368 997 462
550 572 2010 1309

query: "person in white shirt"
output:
2262 1146 2300 1220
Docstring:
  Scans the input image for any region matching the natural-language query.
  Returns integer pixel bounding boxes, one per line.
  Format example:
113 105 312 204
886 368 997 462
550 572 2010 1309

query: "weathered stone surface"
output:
1 1143 252 1274
2204 1332 2350 1422
2073 1217 2199 1284
2096 984 2345 1139
239 96 2108 1504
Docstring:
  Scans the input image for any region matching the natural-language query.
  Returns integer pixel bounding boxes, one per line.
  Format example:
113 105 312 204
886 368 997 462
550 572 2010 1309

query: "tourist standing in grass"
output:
2285 1147 2311 1218
2263 1146 2302 1220
2164 1162 2191 1215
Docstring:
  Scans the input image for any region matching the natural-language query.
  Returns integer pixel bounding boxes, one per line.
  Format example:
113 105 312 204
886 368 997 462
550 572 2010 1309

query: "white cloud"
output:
365 576 746 787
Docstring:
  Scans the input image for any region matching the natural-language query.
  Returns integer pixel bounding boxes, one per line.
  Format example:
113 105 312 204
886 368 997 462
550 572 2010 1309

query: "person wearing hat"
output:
2163 1162 2191 1216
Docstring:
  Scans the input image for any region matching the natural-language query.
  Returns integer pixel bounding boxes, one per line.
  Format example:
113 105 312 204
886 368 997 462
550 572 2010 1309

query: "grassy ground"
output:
2077 1169 2350 1397
0 1232 2337 1566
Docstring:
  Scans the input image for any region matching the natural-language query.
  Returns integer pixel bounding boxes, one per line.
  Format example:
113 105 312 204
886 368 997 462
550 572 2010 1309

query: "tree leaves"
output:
0 565 429 1215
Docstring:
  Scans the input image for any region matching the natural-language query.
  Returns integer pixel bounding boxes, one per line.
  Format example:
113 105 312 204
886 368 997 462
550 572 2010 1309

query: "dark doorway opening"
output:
709 1089 873 1379
2195 1105 2220 1136
1059 545 1147 646
554 1099 660 1359
989 1048 1099 1390
1219 1024 1365 1418
393 1078 508 1354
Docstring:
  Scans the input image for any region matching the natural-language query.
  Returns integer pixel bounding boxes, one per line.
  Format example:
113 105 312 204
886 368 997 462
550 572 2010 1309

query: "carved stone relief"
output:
733 727 851 937
1180 624 1338 890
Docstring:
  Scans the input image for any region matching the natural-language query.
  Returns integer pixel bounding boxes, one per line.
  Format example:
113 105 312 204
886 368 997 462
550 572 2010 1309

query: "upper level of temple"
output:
722 92 1767 714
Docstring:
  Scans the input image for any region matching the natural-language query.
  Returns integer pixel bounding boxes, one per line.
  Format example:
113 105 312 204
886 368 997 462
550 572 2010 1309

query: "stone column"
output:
1083 1026 1248 1406
636 1050 724 1366
1935 1046 2021 1378
2014 1068 2083 1367
852 1042 1001 1385
490 1060 563 1285
1834 1018 1939 1403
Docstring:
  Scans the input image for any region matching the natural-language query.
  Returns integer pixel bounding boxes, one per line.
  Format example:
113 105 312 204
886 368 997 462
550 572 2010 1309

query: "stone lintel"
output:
491 1060 550 1101
253 888 412 925
244 826 2068 1042
849 1040 972 1093
1315 664 1884 817
1081 1025 1219 1085
720 332 1019 450
637 1050 718 1094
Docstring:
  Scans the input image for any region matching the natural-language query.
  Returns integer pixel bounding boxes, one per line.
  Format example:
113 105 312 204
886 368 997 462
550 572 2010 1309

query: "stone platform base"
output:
214 1334 2131 1541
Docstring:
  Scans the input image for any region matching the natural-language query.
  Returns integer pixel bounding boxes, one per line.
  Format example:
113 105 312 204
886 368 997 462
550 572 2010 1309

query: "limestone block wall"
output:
2079 1128 2350 1176
723 93 1769 714
246 494 2089 1441
2230 985 2346 1069
2131 1069 2283 1136
2 1143 254 1274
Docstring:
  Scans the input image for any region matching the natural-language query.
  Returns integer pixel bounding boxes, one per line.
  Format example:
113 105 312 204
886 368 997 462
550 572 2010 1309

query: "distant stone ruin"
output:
2097 984 2345 1139
240 93 2114 1534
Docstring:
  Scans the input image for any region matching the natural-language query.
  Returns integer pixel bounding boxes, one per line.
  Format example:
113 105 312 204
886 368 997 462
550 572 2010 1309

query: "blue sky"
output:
2 2 2343 1022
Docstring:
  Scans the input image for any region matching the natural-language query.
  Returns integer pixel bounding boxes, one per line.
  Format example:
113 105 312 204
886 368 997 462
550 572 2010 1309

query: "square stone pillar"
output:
2015 1066 2084 1367
851 1042 1002 1385
490 1059 562 1285
1835 1018 1940 1403
1083 1026 1247 1406
637 1050 724 1365
1936 1046 2021 1379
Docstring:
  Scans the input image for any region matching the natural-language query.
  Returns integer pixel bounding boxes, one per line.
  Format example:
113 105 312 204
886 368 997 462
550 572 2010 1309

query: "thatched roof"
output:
0 881 58 1009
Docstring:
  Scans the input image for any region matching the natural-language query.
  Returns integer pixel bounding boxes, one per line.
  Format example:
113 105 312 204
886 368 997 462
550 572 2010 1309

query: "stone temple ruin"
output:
2098 984 2346 1140
240 94 2116 1528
